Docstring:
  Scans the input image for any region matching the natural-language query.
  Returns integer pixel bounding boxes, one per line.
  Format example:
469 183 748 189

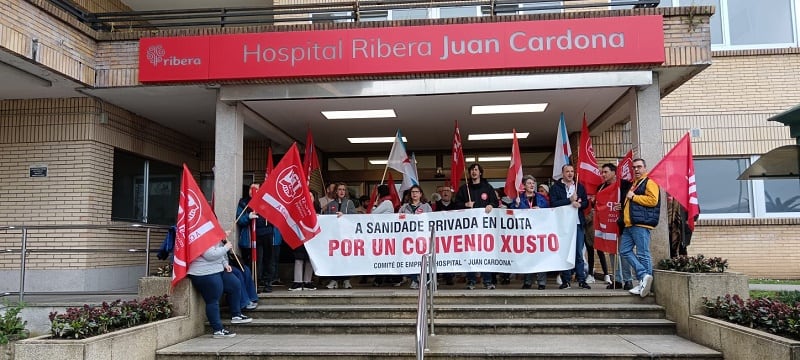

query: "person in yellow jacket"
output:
620 158 660 297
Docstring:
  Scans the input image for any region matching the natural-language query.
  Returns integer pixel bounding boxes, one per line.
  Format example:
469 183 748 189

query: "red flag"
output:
387 172 402 211
648 133 700 230
248 143 320 249
594 179 620 254
619 149 634 182
450 121 465 192
504 129 524 199
365 184 379 214
578 114 603 195
266 147 274 179
173 164 228 288
303 128 320 182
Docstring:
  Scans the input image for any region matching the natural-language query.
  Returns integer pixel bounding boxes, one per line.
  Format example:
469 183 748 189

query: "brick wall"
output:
0 0 97 84
0 98 196 271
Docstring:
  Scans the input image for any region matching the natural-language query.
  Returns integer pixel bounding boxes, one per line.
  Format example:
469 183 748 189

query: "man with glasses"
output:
621 159 661 297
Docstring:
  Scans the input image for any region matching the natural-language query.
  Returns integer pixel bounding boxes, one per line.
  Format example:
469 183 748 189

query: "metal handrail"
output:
46 0 661 31
415 229 437 360
0 223 172 302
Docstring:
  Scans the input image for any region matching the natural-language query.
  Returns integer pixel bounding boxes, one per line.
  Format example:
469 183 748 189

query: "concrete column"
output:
629 72 669 264
213 94 244 238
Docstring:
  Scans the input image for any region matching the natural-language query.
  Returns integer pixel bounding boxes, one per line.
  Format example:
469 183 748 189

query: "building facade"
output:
0 0 796 295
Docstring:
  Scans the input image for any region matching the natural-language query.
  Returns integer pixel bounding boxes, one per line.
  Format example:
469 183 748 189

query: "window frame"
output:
696 155 800 220
665 0 799 50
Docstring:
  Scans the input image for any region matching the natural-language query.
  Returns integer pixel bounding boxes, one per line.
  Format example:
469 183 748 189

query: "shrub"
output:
0 302 29 344
703 294 800 340
657 254 728 273
48 295 172 339
154 263 172 277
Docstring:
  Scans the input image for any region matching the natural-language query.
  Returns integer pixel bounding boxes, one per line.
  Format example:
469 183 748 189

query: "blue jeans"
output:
620 226 652 280
266 244 281 283
231 266 258 309
466 272 493 285
189 271 243 332
561 224 587 284
609 253 634 283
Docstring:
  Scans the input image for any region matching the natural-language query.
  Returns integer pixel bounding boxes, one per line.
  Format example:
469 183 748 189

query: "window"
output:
389 8 428 20
112 150 181 225
763 179 800 213
311 12 354 23
694 158 751 215
487 1 563 15
390 6 481 20
695 157 800 218
663 0 797 49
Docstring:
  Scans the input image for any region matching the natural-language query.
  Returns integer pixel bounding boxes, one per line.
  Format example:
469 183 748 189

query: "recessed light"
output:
322 109 396 119
348 136 408 144
468 132 529 141
369 159 389 165
465 156 512 162
471 103 548 115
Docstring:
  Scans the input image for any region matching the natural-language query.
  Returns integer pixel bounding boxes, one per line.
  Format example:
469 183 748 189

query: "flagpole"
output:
250 218 257 284
462 167 472 203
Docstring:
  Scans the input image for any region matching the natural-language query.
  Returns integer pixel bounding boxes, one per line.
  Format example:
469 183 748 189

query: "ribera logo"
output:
146 44 201 67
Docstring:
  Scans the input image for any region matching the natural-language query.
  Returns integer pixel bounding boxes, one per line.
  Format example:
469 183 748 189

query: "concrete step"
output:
157 334 722 360
246 303 666 320
257 288 658 306
218 318 676 335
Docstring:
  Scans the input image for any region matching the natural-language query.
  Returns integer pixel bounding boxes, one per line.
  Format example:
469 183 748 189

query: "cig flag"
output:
553 113 571 180
387 130 418 192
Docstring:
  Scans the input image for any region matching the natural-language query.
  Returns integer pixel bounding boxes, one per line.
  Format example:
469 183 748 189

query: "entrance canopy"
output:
739 104 800 180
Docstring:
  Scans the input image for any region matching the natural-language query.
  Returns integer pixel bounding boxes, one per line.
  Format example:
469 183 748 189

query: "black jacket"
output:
549 179 589 225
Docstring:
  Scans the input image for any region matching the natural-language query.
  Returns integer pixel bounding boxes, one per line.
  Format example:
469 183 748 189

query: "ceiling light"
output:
322 109 396 119
464 156 512 162
369 159 388 165
348 136 408 144
471 103 548 115
468 132 529 141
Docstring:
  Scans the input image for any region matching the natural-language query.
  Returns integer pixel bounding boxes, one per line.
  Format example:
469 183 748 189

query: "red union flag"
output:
504 129 524 199
578 115 603 195
173 164 227 288
303 127 320 182
619 149 634 182
248 143 320 249
648 133 700 230
451 121 465 192
594 179 620 254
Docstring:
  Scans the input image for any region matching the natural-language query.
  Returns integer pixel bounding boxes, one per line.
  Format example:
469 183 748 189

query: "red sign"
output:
139 16 664 83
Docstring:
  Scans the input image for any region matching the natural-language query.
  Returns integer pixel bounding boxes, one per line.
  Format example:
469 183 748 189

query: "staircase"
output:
156 282 722 359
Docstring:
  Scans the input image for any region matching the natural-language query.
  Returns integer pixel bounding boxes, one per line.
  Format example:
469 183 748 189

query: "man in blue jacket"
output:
549 164 591 290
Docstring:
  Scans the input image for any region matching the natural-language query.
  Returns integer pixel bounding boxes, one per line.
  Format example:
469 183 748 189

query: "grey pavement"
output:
748 283 800 292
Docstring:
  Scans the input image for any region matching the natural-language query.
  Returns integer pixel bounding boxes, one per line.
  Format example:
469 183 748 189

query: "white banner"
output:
305 206 578 276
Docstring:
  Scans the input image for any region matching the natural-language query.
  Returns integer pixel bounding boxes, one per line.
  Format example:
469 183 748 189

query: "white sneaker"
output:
410 281 419 289
326 280 338 289
556 276 563 285
604 274 612 285
628 284 643 295
231 314 252 324
343 280 353 289
640 274 653 298
586 275 596 284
